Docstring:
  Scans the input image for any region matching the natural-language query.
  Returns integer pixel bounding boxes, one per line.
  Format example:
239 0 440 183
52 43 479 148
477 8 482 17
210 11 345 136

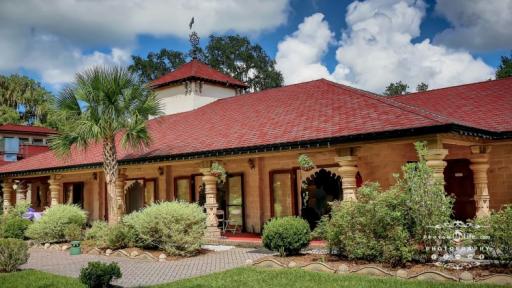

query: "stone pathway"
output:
22 247 271 287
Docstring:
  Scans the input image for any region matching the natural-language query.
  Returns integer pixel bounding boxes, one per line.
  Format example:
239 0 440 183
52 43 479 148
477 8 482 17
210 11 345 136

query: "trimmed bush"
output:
79 261 121 288
262 216 311 256
0 215 31 240
123 201 206 256
64 224 83 241
0 238 29 272
476 205 512 266
106 224 134 250
85 221 109 248
25 204 87 243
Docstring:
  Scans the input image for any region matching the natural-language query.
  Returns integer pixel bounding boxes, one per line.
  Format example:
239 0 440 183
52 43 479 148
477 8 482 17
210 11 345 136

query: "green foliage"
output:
106 224 135 250
0 74 56 127
297 154 315 171
211 162 227 183
496 51 512 79
25 204 87 243
383 81 409 96
476 205 512 266
64 224 83 241
79 261 121 288
0 238 29 272
123 201 206 256
85 221 109 248
320 142 453 266
416 82 428 92
262 216 311 256
128 35 283 91
0 201 31 239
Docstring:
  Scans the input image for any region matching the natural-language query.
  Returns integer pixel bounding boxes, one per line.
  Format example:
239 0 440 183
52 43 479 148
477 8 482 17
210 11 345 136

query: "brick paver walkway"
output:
22 247 270 287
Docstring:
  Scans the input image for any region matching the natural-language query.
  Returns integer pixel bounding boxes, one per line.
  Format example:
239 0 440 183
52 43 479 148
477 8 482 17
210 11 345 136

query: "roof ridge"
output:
320 79 454 124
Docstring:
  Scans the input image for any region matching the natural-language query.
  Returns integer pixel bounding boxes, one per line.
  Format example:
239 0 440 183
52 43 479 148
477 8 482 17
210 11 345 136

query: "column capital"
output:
425 148 448 184
334 155 358 166
200 167 212 176
425 148 449 161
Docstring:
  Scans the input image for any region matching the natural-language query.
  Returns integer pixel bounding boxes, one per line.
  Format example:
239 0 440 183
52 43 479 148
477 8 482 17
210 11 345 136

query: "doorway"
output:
301 169 342 229
64 182 84 209
444 159 476 221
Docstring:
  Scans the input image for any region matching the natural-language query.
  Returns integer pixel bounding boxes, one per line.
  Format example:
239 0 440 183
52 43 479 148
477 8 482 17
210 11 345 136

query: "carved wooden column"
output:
335 156 359 201
48 174 62 207
425 148 448 185
114 170 127 223
470 146 491 218
2 179 13 213
200 168 221 239
16 180 28 202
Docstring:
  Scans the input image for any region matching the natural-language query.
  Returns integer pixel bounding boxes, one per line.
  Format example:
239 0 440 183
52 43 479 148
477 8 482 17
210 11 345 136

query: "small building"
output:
0 61 510 237
0 124 56 165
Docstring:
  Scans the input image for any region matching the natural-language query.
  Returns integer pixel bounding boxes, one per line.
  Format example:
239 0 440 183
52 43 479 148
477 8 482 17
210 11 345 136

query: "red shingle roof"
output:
392 77 512 132
150 60 247 88
0 78 510 176
0 124 56 135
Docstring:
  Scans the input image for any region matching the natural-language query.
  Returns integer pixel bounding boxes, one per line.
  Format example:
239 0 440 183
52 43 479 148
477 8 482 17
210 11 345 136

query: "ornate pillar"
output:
114 170 127 223
16 180 28 202
425 148 449 185
201 168 221 239
335 156 359 201
2 179 13 213
48 174 62 207
470 146 491 218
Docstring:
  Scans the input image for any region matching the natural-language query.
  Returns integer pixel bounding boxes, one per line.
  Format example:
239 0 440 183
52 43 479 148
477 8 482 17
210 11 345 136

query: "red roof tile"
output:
150 60 247 88
392 77 512 132
0 124 56 135
0 78 510 175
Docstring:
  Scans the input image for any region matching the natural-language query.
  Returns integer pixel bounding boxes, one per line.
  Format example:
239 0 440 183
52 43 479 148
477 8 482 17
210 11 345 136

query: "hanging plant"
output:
210 162 227 183
297 154 315 171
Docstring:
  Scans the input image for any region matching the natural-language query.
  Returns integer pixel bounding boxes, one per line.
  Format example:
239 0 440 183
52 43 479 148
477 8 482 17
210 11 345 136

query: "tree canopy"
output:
129 34 283 92
0 74 56 127
383 81 409 96
416 82 428 92
496 51 512 79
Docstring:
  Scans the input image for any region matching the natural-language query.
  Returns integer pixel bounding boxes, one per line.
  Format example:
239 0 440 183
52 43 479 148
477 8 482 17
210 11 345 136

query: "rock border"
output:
250 259 512 286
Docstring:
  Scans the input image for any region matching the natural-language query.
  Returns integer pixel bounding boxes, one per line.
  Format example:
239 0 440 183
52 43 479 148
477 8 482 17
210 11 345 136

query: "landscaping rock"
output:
27 240 35 248
302 262 336 273
130 251 139 258
105 249 113 256
61 245 70 251
288 261 297 268
44 243 50 249
460 271 473 282
337 264 349 274
159 254 167 262
396 269 408 279
245 259 254 266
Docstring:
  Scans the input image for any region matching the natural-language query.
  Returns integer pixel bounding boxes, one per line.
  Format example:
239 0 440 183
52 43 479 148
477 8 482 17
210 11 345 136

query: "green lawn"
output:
0 270 84 288
0 268 505 288
153 267 502 288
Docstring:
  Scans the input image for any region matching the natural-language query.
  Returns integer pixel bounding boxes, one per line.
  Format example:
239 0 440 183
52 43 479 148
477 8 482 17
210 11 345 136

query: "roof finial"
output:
189 17 200 60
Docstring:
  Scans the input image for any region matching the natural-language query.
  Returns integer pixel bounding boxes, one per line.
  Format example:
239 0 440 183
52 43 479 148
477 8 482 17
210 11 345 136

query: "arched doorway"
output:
301 169 342 229
125 180 144 214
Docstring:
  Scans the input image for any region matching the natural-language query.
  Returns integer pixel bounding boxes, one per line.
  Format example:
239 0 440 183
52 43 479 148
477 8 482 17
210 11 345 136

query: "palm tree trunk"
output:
103 136 120 224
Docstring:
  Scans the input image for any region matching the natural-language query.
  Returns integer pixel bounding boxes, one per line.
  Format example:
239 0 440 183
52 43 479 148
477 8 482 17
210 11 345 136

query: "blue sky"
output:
0 0 510 94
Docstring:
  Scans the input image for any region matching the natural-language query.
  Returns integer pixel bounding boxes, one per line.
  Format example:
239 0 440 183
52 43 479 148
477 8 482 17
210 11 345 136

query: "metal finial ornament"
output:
189 17 199 59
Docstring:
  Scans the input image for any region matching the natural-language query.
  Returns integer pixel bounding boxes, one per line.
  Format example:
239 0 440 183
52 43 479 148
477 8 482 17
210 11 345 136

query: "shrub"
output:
25 204 87 243
106 224 135 250
85 221 109 248
262 216 311 256
64 224 83 241
123 201 206 256
476 205 512 266
0 238 29 272
79 261 121 288
320 142 453 267
0 201 32 239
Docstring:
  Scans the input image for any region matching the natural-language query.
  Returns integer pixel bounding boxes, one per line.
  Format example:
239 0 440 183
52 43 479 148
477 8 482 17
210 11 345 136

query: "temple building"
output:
0 60 511 237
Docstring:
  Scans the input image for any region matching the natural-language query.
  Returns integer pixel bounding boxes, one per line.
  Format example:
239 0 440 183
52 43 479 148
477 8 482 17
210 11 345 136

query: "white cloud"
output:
276 0 495 93
275 13 334 85
0 0 289 87
434 0 512 51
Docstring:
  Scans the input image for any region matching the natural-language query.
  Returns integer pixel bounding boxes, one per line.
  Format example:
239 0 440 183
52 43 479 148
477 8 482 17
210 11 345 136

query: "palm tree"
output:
50 66 161 224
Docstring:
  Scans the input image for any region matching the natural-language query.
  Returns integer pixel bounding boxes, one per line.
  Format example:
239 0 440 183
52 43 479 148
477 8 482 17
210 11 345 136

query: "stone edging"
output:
248 259 512 286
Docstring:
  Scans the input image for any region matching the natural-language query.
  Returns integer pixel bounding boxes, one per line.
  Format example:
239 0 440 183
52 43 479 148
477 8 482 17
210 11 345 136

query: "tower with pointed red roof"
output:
150 60 248 115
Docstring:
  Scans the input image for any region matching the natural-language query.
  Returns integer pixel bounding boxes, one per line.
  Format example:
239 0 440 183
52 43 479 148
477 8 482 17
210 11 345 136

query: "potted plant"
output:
297 154 315 171
210 162 227 183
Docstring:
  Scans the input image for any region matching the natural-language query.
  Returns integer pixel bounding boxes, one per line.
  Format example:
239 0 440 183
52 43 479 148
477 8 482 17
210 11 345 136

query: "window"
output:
270 170 296 217
174 177 192 202
19 138 30 145
3 137 19 162
32 138 44 145
226 175 244 226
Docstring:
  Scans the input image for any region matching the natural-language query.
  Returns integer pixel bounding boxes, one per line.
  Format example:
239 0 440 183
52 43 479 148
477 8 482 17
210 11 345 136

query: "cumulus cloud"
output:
434 0 512 51
0 0 289 87
276 0 495 93
275 13 334 85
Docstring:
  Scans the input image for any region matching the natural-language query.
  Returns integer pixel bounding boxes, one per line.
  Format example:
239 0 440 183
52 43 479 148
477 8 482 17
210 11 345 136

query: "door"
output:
444 159 476 221
125 180 144 213
64 182 84 208
225 174 244 231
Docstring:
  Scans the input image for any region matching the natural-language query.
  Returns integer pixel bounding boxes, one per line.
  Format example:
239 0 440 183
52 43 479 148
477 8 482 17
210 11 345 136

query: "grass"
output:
0 268 505 288
0 270 85 288
152 267 503 288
